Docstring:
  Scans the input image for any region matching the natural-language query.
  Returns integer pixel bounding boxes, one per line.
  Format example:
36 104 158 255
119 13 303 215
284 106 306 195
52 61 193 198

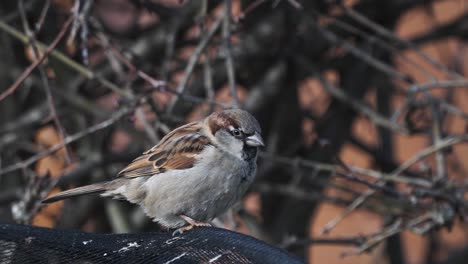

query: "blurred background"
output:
1 0 468 263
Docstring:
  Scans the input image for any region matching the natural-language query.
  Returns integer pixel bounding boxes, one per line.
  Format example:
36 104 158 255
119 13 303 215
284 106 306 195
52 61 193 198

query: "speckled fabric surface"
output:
0 224 303 263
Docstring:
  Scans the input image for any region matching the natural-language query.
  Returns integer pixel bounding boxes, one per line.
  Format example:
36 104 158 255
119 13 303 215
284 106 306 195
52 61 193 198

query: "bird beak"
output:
245 132 265 147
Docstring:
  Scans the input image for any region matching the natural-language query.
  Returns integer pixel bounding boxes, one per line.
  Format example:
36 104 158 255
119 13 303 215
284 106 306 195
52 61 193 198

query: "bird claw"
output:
171 215 211 235
172 225 194 236
179 215 211 227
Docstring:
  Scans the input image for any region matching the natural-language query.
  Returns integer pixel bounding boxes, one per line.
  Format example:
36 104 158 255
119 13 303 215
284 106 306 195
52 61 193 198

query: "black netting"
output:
0 224 303 263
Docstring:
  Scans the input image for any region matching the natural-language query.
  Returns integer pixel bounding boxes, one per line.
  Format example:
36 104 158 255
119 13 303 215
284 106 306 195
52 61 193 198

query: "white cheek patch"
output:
212 131 244 160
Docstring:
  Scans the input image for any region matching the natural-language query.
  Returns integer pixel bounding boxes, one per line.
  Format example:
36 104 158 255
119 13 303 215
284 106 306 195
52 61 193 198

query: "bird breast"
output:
140 145 256 223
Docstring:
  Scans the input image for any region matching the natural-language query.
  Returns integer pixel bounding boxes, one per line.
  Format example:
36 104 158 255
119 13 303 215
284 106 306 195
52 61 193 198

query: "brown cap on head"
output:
206 109 262 136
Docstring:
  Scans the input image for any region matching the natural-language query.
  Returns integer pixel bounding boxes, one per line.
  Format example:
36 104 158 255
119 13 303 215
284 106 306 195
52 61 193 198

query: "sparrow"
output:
43 109 264 233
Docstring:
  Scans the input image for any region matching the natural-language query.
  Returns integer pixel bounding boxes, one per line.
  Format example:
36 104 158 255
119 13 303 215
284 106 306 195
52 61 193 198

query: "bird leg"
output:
172 215 211 235
180 215 211 227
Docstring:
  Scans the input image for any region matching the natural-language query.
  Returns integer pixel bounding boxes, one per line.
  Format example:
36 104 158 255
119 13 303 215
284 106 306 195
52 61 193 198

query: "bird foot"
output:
180 215 211 227
172 215 211 236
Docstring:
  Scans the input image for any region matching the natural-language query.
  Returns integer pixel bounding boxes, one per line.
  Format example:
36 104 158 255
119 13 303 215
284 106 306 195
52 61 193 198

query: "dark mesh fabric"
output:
0 224 303 263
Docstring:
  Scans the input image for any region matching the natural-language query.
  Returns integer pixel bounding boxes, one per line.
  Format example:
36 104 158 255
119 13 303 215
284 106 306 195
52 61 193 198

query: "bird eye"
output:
230 128 242 138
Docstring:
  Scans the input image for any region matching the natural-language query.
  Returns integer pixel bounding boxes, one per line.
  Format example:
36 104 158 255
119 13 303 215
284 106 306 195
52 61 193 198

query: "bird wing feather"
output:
117 122 212 178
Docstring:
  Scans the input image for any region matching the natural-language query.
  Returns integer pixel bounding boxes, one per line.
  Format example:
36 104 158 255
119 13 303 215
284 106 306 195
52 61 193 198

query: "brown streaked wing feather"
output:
144 122 201 153
117 122 211 179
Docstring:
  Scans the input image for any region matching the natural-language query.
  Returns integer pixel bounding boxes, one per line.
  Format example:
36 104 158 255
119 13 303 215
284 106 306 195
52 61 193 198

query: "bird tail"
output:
42 182 108 204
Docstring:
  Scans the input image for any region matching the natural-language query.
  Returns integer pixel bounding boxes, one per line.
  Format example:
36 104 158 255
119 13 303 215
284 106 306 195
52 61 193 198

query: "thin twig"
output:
259 152 431 187
223 0 239 107
0 16 74 102
343 6 464 80
409 79 468 94
314 20 412 84
392 135 467 176
341 219 403 257
321 186 380 234
316 9 437 82
0 107 133 176
135 107 159 144
430 102 447 183
318 75 409 133
255 183 350 206
203 47 215 113
34 0 50 33
0 19 133 99
94 33 160 144
286 0 302 9
321 135 468 234
166 13 223 113
282 235 366 249
237 0 267 20
18 0 72 164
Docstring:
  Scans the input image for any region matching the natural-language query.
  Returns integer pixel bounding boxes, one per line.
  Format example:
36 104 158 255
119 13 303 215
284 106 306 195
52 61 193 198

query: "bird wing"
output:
117 122 212 178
